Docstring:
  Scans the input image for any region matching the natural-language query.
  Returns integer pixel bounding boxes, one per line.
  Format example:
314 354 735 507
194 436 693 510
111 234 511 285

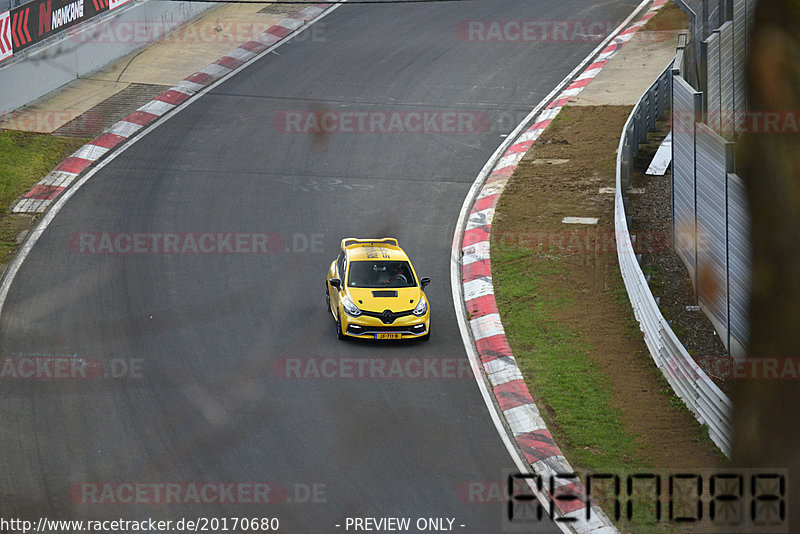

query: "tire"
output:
325 281 331 311
420 331 430 341
336 314 346 340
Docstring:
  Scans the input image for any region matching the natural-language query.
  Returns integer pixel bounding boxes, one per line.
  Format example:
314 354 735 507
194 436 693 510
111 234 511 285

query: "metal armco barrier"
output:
615 58 733 457
0 0 130 63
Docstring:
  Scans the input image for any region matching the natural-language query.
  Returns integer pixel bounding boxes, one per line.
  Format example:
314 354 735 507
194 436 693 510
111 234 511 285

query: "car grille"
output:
359 308 415 324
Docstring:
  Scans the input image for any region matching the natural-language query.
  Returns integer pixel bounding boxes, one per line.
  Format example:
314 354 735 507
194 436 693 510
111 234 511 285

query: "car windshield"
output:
347 260 416 288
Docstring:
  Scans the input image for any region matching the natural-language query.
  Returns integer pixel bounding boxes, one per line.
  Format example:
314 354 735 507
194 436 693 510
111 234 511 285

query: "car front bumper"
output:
341 313 430 340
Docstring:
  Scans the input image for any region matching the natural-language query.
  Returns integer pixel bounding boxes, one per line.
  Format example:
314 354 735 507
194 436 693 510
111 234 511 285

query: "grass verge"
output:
0 131 88 264
492 240 643 472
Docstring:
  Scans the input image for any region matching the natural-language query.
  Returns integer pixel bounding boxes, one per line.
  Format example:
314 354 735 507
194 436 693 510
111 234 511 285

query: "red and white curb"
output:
454 1 667 532
11 3 333 214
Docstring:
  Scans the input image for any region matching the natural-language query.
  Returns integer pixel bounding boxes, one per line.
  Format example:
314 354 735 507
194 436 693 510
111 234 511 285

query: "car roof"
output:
342 238 410 262
347 245 410 262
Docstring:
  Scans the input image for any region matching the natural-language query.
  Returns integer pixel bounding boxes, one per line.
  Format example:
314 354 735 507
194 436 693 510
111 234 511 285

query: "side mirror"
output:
329 278 341 290
420 277 431 290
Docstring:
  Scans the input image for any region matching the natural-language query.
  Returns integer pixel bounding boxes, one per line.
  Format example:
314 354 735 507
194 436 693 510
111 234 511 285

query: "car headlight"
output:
341 296 362 317
412 297 428 317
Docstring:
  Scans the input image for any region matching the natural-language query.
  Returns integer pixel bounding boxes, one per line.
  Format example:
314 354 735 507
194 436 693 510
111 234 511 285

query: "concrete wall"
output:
0 0 217 114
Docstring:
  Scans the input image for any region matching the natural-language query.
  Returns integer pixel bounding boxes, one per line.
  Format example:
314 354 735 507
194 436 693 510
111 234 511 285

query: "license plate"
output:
376 333 401 340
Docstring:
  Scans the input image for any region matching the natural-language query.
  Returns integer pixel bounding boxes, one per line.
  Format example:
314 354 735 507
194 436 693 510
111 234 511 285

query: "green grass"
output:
0 130 88 262
491 240 643 472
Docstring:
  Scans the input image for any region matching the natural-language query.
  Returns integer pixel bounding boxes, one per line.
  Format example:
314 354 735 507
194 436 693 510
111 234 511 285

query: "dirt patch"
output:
641 1 689 33
492 105 725 472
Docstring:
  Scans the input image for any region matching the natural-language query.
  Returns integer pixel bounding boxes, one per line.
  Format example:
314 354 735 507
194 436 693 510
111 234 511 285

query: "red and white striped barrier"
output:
456 1 667 531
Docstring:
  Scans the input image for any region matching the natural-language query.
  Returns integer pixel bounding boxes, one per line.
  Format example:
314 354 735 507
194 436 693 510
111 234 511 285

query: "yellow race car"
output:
326 238 431 340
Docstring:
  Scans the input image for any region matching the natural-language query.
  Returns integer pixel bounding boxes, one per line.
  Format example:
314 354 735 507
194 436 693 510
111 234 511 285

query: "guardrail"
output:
614 57 733 457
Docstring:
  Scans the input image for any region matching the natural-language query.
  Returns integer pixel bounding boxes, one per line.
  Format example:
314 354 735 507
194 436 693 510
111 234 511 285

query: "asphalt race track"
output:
0 1 638 531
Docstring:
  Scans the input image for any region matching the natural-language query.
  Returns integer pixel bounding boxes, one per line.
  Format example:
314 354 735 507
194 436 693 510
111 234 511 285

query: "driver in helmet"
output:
384 263 408 285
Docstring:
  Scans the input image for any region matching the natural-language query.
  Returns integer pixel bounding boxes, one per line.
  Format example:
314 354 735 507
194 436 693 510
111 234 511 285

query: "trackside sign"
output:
0 10 12 62
109 0 132 10
0 0 118 63
50 0 84 32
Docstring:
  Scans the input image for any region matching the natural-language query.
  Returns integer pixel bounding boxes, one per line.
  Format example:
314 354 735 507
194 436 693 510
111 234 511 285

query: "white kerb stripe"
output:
477 181 509 200
531 456 573 480
171 80 202 94
485 360 524 387
301 6 324 17
72 144 109 162
463 277 494 301
516 129 545 144
504 404 548 435
562 511 613 533
138 100 175 116
39 170 78 187
537 107 562 122
199 63 231 78
278 18 304 31
466 207 495 230
561 87 585 98
12 199 51 213
107 121 144 138
483 355 517 375
576 67 603 81
469 313 505 341
256 33 281 45
227 47 257 62
495 152 524 170
461 240 490 265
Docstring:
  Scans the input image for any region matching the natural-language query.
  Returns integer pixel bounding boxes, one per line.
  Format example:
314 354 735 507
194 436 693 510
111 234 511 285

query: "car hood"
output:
345 286 424 312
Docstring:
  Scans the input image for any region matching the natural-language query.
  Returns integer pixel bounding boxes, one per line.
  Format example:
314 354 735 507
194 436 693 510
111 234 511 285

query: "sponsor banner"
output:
0 10 12 62
109 0 132 11
7 0 109 55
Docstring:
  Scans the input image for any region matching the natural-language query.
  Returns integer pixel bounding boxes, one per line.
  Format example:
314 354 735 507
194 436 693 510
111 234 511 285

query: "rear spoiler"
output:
341 237 399 250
